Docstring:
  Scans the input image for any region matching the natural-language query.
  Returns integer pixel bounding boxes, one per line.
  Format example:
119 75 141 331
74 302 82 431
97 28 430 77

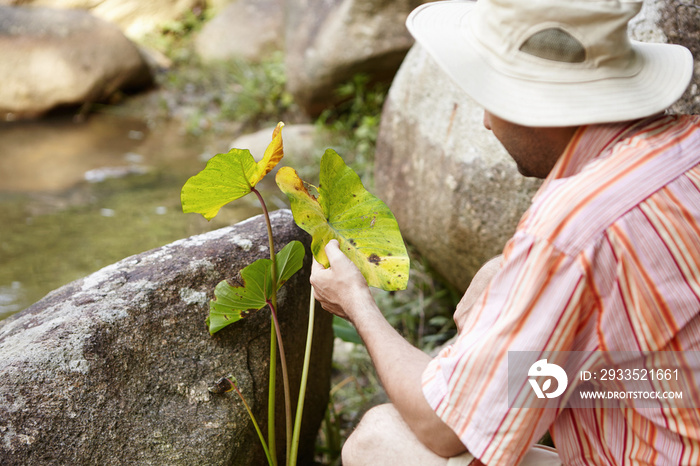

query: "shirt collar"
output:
543 114 666 186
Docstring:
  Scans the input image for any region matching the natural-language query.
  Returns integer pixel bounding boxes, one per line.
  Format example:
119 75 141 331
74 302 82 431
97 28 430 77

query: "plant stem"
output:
269 301 293 464
289 286 316 465
252 187 292 464
267 323 279 466
253 188 279 287
231 382 275 466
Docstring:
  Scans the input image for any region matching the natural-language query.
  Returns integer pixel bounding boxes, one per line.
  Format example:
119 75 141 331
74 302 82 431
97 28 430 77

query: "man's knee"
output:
342 404 397 465
342 403 450 466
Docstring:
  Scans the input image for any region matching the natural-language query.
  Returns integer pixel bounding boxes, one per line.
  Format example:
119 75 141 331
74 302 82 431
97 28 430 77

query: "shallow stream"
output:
0 111 274 320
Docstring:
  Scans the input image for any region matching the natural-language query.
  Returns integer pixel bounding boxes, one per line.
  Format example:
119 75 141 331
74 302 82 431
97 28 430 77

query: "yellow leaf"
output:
181 122 285 220
252 121 285 185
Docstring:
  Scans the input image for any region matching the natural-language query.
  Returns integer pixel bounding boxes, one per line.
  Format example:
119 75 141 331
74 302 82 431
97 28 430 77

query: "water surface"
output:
0 112 268 319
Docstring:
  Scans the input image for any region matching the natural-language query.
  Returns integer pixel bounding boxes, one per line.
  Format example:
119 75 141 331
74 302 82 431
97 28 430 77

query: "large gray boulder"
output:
194 0 284 63
375 45 541 292
375 0 700 293
284 0 425 116
0 6 153 120
0 210 333 465
0 0 204 39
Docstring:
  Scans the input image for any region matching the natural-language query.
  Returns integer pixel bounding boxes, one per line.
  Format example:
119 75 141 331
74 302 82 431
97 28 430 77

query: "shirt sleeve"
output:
422 231 592 465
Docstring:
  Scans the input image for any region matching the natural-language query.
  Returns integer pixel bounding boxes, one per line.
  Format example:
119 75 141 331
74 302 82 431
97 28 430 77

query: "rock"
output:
229 124 325 181
631 0 700 114
194 0 284 62
374 1 699 292
0 0 205 39
0 210 334 465
374 46 542 292
0 6 153 120
284 0 425 117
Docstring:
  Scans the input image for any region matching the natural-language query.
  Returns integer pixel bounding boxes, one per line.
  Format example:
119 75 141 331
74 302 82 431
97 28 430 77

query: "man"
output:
311 0 700 464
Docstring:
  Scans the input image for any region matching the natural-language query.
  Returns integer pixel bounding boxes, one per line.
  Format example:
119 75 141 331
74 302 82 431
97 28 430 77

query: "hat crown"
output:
472 0 643 81
405 0 693 126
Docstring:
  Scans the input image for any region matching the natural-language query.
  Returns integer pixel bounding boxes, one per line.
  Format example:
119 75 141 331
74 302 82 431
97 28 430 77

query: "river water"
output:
0 112 272 320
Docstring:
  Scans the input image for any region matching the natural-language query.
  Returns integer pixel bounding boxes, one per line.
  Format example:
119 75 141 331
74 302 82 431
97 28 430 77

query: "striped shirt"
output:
422 114 700 465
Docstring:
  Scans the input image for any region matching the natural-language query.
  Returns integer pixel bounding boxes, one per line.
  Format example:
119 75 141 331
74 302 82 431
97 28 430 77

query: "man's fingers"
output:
324 239 340 257
325 239 353 267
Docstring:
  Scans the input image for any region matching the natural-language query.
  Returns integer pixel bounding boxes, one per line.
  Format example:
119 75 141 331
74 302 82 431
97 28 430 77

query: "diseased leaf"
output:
276 149 409 291
181 122 285 220
206 240 305 334
251 122 284 185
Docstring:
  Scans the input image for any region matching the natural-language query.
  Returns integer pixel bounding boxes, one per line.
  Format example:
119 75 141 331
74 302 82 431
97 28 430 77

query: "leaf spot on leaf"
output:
368 254 381 265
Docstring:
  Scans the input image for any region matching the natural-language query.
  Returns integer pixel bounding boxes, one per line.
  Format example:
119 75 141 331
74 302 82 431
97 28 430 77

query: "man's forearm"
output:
349 293 466 457
309 240 469 457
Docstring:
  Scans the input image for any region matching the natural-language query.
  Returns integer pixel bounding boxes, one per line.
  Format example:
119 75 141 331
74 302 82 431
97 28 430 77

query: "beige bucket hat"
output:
406 0 694 127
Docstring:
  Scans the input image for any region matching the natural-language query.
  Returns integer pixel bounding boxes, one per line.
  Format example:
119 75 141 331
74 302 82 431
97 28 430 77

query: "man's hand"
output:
310 239 375 322
309 239 466 459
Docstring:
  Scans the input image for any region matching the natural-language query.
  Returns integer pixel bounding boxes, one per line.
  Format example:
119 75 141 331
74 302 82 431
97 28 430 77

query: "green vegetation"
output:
182 124 305 465
0 7 466 464
181 122 411 465
159 52 295 135
140 8 296 136
141 11 460 464
276 149 409 291
315 74 389 176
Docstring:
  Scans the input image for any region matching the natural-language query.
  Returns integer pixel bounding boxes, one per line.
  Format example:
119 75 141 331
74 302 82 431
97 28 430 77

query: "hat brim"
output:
406 1 694 127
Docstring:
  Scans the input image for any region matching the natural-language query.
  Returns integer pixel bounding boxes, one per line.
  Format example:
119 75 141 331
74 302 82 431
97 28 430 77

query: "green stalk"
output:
231 381 275 466
237 173 280 465
268 301 293 464
289 286 317 465
253 187 292 464
267 322 279 466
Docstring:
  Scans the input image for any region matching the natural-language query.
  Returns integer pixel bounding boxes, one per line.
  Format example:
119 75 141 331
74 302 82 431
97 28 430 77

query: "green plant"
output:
181 123 409 465
157 53 294 136
182 123 301 464
218 52 295 127
141 7 211 62
276 149 409 291
315 74 389 171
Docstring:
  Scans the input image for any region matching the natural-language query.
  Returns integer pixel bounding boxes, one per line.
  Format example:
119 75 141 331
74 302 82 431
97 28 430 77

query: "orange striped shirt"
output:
422 114 700 465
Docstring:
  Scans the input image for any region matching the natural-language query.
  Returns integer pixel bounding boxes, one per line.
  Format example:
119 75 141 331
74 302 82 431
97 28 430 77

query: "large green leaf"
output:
275 149 409 291
206 240 305 334
181 122 284 220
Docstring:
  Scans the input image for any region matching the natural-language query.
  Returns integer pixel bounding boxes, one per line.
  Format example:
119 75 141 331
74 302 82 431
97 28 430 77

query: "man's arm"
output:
454 254 502 332
310 240 465 457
